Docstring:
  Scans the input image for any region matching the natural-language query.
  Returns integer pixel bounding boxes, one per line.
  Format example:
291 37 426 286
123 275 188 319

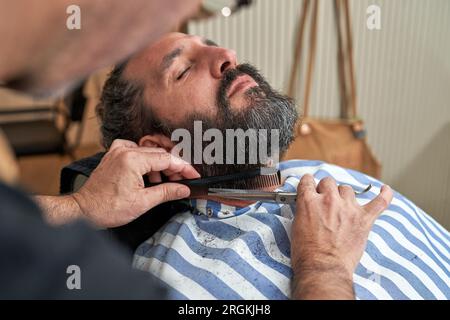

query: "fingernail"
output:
176 187 190 198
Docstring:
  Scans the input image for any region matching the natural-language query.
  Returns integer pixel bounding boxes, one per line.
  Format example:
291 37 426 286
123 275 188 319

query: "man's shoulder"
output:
277 159 380 191
278 159 326 171
278 159 357 176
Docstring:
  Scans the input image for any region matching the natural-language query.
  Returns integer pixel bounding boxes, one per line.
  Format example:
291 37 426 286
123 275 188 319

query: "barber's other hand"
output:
291 174 393 298
72 139 200 228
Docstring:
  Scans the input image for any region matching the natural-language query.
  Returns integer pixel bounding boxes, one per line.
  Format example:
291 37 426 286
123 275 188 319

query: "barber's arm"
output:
0 0 201 94
36 139 200 227
291 174 393 299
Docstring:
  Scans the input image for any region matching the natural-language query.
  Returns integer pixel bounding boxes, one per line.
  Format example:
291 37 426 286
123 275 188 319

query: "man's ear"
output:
139 134 175 152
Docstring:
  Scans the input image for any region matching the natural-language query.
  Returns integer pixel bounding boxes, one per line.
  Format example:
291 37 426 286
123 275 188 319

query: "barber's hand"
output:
290 174 393 299
72 139 200 228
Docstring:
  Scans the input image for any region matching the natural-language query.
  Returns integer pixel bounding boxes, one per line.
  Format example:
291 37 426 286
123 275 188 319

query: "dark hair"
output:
96 62 165 148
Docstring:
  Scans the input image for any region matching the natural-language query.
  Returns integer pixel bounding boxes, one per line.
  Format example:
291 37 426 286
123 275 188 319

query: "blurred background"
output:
0 0 449 228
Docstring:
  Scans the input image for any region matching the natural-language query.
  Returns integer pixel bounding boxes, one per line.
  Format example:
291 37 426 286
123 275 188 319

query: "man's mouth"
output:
227 74 259 99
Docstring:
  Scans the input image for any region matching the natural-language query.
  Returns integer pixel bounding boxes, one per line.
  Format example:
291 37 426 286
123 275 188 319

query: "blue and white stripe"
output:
133 160 450 300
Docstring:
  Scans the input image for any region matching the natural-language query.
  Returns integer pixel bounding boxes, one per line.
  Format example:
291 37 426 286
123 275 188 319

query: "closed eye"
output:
176 66 191 80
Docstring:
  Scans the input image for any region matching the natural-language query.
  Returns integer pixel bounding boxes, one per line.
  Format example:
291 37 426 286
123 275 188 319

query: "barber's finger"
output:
316 177 339 195
140 150 167 182
129 151 200 179
338 184 356 201
110 139 138 150
139 183 191 211
166 155 200 179
130 147 167 154
363 185 393 223
297 174 318 199
162 167 187 177
147 171 162 183
138 148 169 183
167 173 184 181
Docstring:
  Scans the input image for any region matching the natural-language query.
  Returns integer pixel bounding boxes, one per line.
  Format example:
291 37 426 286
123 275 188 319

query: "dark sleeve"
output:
0 182 168 299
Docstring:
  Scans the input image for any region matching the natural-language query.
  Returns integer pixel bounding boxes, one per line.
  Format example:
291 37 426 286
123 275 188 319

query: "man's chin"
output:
229 88 266 110
228 95 251 111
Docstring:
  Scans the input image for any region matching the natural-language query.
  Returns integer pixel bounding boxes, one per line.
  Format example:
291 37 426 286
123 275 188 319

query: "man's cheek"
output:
188 85 216 114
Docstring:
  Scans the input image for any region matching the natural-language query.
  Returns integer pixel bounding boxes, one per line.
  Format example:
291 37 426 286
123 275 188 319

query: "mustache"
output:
217 63 270 110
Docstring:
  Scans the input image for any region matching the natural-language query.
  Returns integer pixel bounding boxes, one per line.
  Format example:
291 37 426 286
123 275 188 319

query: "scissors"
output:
208 184 372 204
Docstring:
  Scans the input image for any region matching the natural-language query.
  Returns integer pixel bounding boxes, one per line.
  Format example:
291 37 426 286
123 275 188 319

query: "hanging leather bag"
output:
283 0 381 178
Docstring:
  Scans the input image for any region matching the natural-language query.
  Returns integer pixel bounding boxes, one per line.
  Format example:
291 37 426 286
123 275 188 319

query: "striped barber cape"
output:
133 160 450 300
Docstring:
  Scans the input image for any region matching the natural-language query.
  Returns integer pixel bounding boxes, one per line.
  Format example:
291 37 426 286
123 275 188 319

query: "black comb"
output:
146 167 281 197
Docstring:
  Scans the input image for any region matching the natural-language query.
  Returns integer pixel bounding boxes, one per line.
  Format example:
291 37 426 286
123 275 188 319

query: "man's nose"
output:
210 47 237 79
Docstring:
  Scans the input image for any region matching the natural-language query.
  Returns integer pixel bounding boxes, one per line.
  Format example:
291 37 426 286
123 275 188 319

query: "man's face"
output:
126 32 260 124
123 32 297 175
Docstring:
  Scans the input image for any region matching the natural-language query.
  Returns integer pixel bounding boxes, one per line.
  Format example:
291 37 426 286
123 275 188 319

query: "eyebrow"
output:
202 38 219 47
159 37 219 74
160 47 184 74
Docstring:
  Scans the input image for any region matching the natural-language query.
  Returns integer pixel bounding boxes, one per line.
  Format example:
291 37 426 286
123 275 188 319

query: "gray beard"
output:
158 63 299 182
163 93 298 180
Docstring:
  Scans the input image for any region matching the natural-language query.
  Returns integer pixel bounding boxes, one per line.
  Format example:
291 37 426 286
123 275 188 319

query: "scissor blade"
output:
208 190 276 200
208 188 297 204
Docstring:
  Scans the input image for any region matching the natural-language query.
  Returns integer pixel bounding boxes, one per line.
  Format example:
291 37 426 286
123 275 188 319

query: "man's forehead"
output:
125 32 193 79
147 32 191 60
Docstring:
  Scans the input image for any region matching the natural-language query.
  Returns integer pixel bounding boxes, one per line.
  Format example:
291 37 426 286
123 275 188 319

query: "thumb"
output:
363 185 393 224
139 183 191 211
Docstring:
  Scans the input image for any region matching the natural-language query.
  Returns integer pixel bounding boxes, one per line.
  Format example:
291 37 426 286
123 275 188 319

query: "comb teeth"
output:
188 171 281 197
208 172 281 189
